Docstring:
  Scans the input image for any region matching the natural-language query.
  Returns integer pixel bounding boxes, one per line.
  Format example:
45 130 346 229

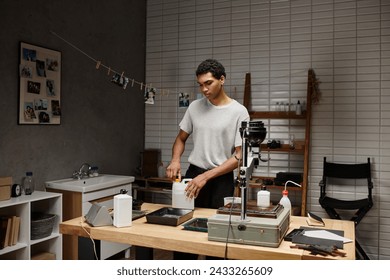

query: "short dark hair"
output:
196 59 226 79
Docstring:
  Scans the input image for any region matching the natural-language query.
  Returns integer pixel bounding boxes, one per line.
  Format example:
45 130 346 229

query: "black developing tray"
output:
132 210 146 220
145 207 194 226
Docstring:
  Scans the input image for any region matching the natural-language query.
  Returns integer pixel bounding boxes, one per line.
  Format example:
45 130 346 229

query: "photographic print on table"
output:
19 42 61 125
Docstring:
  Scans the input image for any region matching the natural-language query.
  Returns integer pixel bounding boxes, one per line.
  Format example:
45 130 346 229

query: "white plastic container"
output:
172 178 194 210
257 186 270 208
113 189 132 227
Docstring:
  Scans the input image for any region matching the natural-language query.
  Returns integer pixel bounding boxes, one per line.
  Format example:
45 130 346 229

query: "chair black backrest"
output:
320 157 373 199
323 157 371 180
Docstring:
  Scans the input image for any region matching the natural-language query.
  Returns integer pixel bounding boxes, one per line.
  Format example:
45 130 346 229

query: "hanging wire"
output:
50 30 309 99
51 30 147 91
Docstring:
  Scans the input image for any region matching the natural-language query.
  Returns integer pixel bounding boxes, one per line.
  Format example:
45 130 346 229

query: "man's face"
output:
197 72 224 101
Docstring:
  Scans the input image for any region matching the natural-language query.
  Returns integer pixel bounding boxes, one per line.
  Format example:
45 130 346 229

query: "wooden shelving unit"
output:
244 69 316 216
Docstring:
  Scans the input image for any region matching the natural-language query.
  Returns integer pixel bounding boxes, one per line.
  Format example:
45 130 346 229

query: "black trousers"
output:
174 164 235 260
185 164 234 209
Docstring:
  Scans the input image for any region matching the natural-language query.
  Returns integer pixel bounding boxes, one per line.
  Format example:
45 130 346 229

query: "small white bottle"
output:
113 189 132 228
296 100 302 115
279 189 292 216
172 178 194 209
257 186 270 208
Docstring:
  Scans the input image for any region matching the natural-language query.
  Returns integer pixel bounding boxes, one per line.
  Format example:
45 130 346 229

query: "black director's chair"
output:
319 157 373 260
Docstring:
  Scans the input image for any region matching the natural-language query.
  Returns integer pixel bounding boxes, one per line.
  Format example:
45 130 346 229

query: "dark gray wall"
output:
0 0 146 189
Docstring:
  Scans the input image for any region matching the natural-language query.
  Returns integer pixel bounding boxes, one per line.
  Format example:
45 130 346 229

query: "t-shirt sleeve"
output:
179 107 193 134
234 108 250 147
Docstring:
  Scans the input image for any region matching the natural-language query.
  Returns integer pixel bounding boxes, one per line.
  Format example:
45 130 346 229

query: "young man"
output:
166 59 250 210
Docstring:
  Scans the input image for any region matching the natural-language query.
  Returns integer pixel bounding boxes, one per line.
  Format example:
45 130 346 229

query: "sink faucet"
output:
72 163 91 179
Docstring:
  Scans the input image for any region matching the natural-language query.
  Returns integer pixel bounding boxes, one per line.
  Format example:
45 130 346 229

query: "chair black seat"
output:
320 196 371 210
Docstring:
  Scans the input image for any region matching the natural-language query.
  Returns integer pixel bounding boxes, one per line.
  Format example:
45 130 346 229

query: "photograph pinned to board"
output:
145 87 156 104
19 42 61 124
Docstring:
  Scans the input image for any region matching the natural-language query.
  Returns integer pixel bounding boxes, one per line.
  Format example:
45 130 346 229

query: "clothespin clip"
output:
96 61 101 69
140 83 143 90
121 71 124 79
131 79 135 87
107 67 111 75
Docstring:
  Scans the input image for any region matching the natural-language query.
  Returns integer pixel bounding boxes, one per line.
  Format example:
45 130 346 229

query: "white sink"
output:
45 174 135 193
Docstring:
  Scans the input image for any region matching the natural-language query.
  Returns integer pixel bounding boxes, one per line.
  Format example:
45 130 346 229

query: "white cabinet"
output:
46 177 133 260
0 191 62 260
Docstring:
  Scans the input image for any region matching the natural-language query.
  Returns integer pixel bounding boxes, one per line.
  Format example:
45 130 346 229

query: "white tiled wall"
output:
144 0 390 260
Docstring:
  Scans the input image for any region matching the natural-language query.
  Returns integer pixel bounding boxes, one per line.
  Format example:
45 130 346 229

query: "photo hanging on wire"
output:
111 73 129 89
145 87 156 105
179 92 189 108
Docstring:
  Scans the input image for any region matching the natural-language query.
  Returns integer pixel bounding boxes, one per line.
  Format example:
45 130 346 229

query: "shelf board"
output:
248 182 303 191
248 176 303 191
135 176 172 183
249 111 307 119
260 143 305 153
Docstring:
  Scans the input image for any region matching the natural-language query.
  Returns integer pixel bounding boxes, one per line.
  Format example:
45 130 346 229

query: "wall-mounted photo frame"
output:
19 42 61 125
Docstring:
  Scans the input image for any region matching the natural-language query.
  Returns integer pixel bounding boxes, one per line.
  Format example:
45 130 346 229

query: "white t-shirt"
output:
179 98 250 170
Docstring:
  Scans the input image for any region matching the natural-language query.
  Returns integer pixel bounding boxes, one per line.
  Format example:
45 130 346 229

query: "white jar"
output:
172 178 194 210
113 189 132 228
257 186 270 208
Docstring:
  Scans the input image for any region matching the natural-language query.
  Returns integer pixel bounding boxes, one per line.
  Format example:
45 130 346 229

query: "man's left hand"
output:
185 174 207 199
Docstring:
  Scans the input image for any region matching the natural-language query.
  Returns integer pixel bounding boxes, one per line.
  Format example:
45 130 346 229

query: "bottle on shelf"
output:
22 171 35 195
157 161 165 178
296 100 302 115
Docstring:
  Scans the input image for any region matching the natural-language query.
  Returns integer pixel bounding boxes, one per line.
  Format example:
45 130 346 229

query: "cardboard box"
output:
141 149 160 177
0 177 12 201
31 252 56 260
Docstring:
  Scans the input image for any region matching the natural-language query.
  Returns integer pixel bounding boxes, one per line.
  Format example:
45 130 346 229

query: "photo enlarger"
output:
208 121 290 248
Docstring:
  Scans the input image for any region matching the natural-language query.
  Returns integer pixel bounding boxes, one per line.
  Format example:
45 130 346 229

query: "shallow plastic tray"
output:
145 207 194 226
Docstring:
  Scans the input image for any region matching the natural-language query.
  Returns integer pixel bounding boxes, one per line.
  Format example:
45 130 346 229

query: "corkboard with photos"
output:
19 42 61 124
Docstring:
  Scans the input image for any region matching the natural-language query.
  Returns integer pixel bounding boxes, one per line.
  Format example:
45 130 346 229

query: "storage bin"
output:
31 213 56 240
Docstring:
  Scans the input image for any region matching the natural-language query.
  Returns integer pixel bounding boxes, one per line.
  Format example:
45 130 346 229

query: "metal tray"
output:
182 218 208 232
217 203 283 218
146 207 194 226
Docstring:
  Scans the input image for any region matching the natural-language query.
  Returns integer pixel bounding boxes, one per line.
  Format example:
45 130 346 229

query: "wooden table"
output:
60 203 355 260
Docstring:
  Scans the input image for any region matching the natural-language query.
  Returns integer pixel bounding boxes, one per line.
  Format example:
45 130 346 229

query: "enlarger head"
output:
240 121 267 147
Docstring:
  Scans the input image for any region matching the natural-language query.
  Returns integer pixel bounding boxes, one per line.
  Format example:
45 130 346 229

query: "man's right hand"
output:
166 161 181 181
